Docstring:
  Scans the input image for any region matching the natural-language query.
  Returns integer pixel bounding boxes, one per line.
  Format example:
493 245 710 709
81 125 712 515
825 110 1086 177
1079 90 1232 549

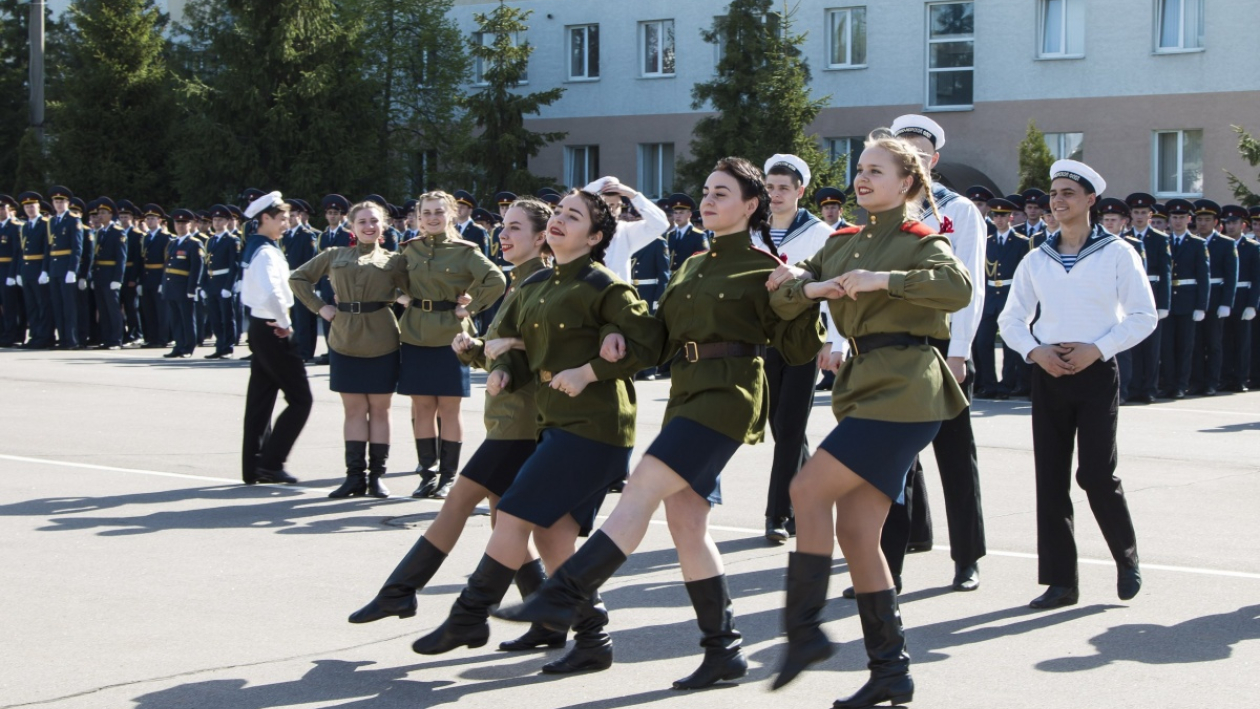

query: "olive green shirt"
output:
771 204 973 423
457 257 547 441
395 231 507 347
657 231 825 444
289 242 405 358
492 253 667 447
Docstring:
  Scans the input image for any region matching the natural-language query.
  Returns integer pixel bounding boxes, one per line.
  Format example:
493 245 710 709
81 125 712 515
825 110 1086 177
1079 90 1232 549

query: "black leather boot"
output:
329 441 368 498
672 575 748 689
411 437 439 498
493 530 627 631
499 558 567 651
842 575 902 599
541 592 613 674
348 536 448 623
412 554 516 655
833 589 913 708
772 552 833 690
1118 558 1141 601
432 440 462 499
366 443 390 498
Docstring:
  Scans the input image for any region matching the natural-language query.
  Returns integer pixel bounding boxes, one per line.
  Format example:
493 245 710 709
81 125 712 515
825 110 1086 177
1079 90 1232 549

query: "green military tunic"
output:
457 256 547 441
656 231 825 444
491 253 666 447
289 241 405 358
395 230 506 346
771 203 973 423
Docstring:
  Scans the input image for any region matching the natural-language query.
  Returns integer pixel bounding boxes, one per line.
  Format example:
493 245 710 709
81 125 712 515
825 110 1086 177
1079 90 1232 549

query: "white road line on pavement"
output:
7 453 1260 582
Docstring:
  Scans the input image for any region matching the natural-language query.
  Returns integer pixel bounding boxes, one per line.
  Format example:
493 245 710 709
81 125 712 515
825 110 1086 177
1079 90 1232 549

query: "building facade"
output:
451 0 1260 200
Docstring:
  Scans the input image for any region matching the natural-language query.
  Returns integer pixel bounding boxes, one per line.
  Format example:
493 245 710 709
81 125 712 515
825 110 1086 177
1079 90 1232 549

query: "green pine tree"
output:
1017 120 1055 193
678 0 841 201
46 0 177 202
1 0 68 191
172 0 384 207
460 1 565 196
1225 124 1260 207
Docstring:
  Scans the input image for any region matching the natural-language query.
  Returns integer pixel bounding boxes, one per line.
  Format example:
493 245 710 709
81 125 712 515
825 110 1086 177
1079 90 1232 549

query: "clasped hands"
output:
1029 342 1102 378
485 332 628 398
765 264 889 300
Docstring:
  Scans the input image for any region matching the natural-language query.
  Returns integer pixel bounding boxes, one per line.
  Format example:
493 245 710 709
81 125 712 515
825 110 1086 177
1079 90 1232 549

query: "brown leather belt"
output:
681 341 767 363
847 333 928 357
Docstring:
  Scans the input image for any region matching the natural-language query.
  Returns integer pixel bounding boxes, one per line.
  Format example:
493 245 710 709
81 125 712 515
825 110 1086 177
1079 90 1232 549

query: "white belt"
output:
986 279 1008 288
1172 279 1196 286
501 265 514 272
1147 275 1160 282
1238 281 1252 288
1208 278 1224 285
209 268 231 276
633 278 660 286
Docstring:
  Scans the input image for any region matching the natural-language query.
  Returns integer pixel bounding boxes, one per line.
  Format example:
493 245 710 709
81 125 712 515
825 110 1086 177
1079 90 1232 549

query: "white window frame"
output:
825 7 867 70
637 143 675 199
824 137 862 186
639 19 676 78
567 24 599 81
1154 0 1205 53
1152 130 1204 197
925 1 975 111
1044 132 1084 161
564 146 600 188
1037 0 1085 59
472 31 528 86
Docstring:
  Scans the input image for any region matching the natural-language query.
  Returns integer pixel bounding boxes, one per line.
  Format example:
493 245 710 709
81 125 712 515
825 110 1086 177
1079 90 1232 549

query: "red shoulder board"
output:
831 226 862 237
900 221 936 238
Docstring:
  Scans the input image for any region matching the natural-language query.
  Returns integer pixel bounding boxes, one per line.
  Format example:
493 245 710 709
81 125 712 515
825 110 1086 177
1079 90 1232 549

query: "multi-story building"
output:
451 0 1260 200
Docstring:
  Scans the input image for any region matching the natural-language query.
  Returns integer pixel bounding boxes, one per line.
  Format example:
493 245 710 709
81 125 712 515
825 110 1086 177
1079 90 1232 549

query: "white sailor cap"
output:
763 154 811 189
891 114 946 150
244 190 284 219
582 176 619 195
1050 160 1106 195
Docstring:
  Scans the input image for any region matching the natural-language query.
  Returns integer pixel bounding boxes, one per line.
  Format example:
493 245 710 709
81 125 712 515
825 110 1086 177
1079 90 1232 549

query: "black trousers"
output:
77 281 95 345
763 347 817 521
121 283 142 341
49 278 79 348
972 312 999 392
93 281 124 347
290 303 318 360
206 291 238 355
1031 358 1137 586
881 352 986 574
166 297 196 355
1130 323 1162 400
1160 313 1196 392
140 285 168 345
1222 316 1252 388
0 281 25 344
20 272 53 347
1191 313 1226 390
242 317 313 479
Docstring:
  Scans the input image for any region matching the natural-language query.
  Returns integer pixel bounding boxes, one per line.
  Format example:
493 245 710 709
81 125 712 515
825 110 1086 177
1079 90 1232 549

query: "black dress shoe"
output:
906 541 933 553
952 562 979 591
1029 585 1079 610
162 352 180 358
1172 389 1186 399
765 518 789 545
1118 565 1141 601
204 352 222 360
607 479 626 493
1204 387 1217 396
1143 394 1157 403
254 468 298 484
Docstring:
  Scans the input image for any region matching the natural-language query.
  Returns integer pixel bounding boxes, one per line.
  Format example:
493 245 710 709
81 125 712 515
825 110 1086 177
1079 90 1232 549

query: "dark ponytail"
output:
712 157 778 257
569 189 619 264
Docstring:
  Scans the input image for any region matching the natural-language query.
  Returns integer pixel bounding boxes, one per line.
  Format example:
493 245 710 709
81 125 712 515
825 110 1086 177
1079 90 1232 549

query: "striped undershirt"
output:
1059 253 1078 272
770 228 787 247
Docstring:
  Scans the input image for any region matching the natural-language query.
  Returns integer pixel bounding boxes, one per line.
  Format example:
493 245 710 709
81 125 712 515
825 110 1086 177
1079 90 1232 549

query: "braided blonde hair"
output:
865 128 942 225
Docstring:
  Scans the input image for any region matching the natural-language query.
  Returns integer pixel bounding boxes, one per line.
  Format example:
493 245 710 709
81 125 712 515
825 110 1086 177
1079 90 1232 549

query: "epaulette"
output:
1012 232 1031 242
519 267 554 287
900 221 936 238
400 235 423 247
578 262 615 291
447 237 478 248
831 226 862 237
749 247 787 266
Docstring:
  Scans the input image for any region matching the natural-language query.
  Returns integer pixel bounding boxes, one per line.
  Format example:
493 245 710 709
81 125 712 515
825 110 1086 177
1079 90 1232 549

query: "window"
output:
565 146 600 188
472 31 527 85
826 7 867 68
1044 132 1084 161
926 2 974 108
638 143 675 198
640 20 676 77
1156 0 1204 51
825 137 863 186
417 48 438 88
568 24 599 80
1153 130 1203 196
1039 0 1085 58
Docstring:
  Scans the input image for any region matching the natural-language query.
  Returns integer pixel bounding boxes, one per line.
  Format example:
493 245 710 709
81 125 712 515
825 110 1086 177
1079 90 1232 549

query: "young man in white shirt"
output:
240 192 310 486
583 176 669 283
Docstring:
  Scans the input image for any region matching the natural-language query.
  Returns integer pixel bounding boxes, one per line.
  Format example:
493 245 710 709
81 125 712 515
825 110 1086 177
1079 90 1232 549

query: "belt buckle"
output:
539 370 553 383
421 299 433 312
847 336 860 358
349 302 361 314
995 279 1003 288
684 341 700 363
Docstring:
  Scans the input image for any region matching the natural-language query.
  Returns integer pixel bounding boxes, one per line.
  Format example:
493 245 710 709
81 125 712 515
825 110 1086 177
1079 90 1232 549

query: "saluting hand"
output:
1029 344 1075 377
600 332 626 362
1058 342 1102 373
486 369 510 396
551 364 597 398
834 270 890 300
766 264 809 292
319 304 336 322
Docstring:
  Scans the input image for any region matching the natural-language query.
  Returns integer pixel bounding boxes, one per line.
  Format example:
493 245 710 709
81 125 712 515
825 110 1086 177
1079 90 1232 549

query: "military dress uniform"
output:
45 188 85 349
118 200 146 344
0 197 26 346
17 193 54 348
973 198 1029 398
90 200 128 349
454 191 489 256
203 222 242 358
1125 193 1172 403
281 212 320 361
629 236 670 379
314 194 353 364
73 201 98 346
162 214 205 358
1190 200 1238 395
1221 205 1260 391
1161 199 1210 397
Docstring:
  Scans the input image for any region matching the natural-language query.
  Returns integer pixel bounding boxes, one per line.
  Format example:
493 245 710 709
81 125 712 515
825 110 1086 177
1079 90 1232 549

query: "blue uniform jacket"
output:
201 231 241 293
983 230 1029 316
459 222 489 256
1234 236 1260 312
665 224 710 272
0 218 21 280
1133 228 1173 311
19 218 51 277
1204 232 1239 311
282 225 319 271
44 212 84 279
162 236 204 301
123 226 145 285
1169 233 1211 314
630 237 670 313
92 224 128 284
141 230 172 289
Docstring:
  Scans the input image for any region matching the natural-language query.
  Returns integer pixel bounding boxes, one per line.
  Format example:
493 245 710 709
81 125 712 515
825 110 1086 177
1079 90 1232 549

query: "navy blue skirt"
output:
329 348 400 394
496 428 632 536
460 438 537 498
646 417 742 505
817 417 942 504
397 343 471 397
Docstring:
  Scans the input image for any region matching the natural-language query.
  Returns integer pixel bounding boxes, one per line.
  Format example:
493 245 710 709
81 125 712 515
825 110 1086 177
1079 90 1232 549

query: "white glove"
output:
197 288 206 300
110 282 121 291
77 278 87 291
4 278 13 287
38 271 49 285
1157 309 1169 320
221 289 232 299
15 275 21 287
232 281 241 294
1217 305 1231 319
1193 309 1205 322
137 284 143 296
187 292 196 300
65 271 76 284
1243 307 1256 321
157 285 163 296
